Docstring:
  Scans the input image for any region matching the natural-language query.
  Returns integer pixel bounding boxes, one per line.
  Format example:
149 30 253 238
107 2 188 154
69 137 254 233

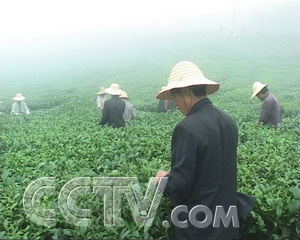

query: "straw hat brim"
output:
156 77 220 100
120 95 129 99
13 96 25 101
251 83 268 99
97 91 106 95
105 88 123 96
120 91 129 99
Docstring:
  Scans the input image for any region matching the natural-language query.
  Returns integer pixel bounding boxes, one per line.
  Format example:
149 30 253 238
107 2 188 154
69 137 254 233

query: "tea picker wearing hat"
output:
11 93 30 115
251 82 282 127
120 90 136 121
99 83 125 128
155 61 242 239
157 86 176 112
96 86 108 110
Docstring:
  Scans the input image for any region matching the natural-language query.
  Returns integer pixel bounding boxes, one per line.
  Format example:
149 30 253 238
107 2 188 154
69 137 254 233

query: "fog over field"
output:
0 0 299 99
1 1 300 239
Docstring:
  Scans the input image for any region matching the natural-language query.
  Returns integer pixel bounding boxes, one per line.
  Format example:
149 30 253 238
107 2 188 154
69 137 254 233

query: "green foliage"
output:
0 34 299 239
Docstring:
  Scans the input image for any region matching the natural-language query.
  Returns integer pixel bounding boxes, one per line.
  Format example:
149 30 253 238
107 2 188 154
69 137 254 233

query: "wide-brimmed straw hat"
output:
156 61 220 100
161 86 167 92
251 82 268 99
120 90 129 99
13 93 25 101
97 86 106 95
105 83 123 96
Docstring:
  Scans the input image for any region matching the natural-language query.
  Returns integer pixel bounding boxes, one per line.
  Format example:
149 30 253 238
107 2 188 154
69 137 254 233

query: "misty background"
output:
0 0 299 99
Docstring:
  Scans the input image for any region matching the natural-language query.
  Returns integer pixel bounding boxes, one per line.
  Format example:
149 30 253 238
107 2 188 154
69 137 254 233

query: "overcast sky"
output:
0 0 298 69
0 0 298 43
0 0 299 95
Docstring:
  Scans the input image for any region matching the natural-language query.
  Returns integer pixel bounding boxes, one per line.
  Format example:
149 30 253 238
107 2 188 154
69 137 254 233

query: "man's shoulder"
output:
215 107 236 123
107 97 126 108
213 106 238 130
178 105 237 133
176 112 208 134
265 92 279 102
106 97 121 103
124 100 133 108
184 103 232 122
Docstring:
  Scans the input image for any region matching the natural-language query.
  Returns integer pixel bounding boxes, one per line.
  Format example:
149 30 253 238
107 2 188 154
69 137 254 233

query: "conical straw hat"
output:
13 93 25 101
98 86 106 95
251 82 268 99
120 90 129 99
156 61 220 100
105 83 123 96
161 86 167 91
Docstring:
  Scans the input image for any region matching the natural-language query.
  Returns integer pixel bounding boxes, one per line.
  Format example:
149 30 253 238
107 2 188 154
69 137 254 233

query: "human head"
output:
256 86 269 101
170 85 206 115
156 61 219 115
105 83 123 96
120 90 129 99
98 86 106 95
251 82 268 100
13 93 25 102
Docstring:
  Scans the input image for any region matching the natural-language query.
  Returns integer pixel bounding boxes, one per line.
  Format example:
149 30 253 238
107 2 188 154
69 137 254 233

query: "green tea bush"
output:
0 35 299 239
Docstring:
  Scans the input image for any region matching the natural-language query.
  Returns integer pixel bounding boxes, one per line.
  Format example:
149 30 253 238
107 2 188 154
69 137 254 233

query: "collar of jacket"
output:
263 92 270 101
187 97 212 116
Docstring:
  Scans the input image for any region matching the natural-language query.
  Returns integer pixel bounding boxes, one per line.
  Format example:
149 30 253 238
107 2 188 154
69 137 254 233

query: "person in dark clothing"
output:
251 82 282 127
157 99 176 112
157 86 177 112
155 61 240 239
99 83 125 128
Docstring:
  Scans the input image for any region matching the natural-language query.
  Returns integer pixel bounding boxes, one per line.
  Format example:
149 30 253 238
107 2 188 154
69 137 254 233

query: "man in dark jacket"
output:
251 81 282 127
100 83 125 128
157 99 176 112
155 61 240 239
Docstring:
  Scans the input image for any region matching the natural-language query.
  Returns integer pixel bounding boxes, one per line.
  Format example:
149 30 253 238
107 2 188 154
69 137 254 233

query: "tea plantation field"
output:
0 34 299 239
